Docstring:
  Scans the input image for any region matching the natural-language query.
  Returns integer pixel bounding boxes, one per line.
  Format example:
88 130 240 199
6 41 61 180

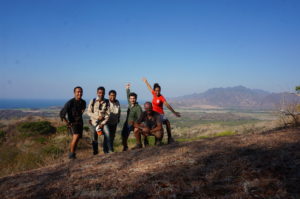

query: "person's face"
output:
97 89 105 99
74 88 83 100
109 92 116 102
129 96 136 105
154 87 161 96
144 103 153 114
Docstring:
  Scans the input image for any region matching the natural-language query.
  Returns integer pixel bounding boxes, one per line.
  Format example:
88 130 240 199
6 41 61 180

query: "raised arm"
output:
164 101 181 117
117 100 121 123
142 78 153 93
126 83 131 105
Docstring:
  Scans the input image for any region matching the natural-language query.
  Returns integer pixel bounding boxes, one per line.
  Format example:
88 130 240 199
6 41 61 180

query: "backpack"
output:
91 98 110 113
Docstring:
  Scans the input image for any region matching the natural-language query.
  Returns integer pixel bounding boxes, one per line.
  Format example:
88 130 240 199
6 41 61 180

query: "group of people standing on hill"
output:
59 78 181 159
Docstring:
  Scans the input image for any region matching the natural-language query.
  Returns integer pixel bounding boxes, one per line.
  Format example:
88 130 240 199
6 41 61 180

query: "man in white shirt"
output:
87 87 111 154
106 90 121 152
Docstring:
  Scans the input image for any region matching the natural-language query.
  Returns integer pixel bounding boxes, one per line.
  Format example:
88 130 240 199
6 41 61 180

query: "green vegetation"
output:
295 86 300 94
17 121 56 137
214 131 236 137
42 145 64 157
169 116 259 128
33 137 48 144
176 131 236 142
83 126 90 132
176 136 210 142
56 125 68 134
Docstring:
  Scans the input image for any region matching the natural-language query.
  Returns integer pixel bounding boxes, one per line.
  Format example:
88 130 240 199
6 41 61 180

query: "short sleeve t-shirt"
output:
152 90 166 114
137 111 162 129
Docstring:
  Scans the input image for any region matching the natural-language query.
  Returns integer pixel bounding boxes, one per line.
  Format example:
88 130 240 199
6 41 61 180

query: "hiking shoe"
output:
167 137 175 144
92 141 99 155
156 140 163 146
144 138 149 147
122 146 128 152
68 152 76 159
131 144 143 150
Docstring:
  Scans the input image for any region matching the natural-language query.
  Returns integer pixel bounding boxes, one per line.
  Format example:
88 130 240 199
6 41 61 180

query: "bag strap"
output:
91 98 96 113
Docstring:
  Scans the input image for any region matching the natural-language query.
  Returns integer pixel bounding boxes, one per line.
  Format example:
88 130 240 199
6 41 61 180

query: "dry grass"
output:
0 127 299 198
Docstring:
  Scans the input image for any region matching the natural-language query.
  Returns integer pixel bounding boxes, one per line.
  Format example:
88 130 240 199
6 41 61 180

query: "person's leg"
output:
109 124 117 152
69 134 80 158
143 135 149 147
132 128 143 149
165 119 174 144
103 135 108 154
69 124 83 159
121 122 130 151
103 125 112 153
151 129 164 146
90 124 99 155
70 134 80 152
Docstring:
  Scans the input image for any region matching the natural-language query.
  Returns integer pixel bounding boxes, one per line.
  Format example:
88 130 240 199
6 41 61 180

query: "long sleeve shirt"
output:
126 88 142 125
107 99 121 126
87 97 110 126
59 98 86 124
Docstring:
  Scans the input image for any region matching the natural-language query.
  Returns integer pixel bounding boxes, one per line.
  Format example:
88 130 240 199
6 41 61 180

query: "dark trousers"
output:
121 122 133 148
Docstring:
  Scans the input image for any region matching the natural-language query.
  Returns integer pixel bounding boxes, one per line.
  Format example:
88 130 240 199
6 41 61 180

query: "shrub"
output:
42 145 64 156
17 121 56 137
83 126 90 132
0 130 6 143
34 137 48 144
0 123 5 129
278 102 300 127
214 131 236 137
56 125 68 134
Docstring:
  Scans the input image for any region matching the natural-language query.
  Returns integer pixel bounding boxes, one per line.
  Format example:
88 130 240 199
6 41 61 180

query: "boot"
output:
122 145 128 152
92 141 99 155
143 137 149 147
156 139 163 146
68 152 76 159
167 137 175 144
132 144 142 150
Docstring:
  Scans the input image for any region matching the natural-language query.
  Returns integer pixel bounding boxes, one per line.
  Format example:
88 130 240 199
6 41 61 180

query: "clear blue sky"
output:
1 0 300 100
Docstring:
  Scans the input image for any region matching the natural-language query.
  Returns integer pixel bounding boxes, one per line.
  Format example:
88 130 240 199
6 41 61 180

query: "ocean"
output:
0 99 130 109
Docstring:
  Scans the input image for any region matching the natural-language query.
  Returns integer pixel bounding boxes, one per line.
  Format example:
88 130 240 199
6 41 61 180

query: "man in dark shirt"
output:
133 102 163 149
60 86 86 159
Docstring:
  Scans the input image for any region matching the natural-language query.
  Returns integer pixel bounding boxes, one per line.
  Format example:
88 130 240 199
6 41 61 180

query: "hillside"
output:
171 86 300 109
0 127 299 199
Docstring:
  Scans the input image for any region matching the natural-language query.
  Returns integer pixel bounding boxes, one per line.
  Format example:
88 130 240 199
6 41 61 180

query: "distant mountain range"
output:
170 86 300 109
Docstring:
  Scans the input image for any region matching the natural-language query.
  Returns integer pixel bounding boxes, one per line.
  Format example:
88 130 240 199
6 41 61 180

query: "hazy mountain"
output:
171 86 300 109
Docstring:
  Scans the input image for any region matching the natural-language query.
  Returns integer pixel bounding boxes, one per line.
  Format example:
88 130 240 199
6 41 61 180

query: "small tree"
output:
278 90 300 127
296 86 300 94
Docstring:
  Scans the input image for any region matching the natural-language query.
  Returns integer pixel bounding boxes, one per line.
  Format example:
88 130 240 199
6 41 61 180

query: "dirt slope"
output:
0 127 300 199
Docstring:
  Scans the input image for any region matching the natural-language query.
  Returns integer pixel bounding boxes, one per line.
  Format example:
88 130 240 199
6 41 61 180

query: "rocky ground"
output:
0 127 299 199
